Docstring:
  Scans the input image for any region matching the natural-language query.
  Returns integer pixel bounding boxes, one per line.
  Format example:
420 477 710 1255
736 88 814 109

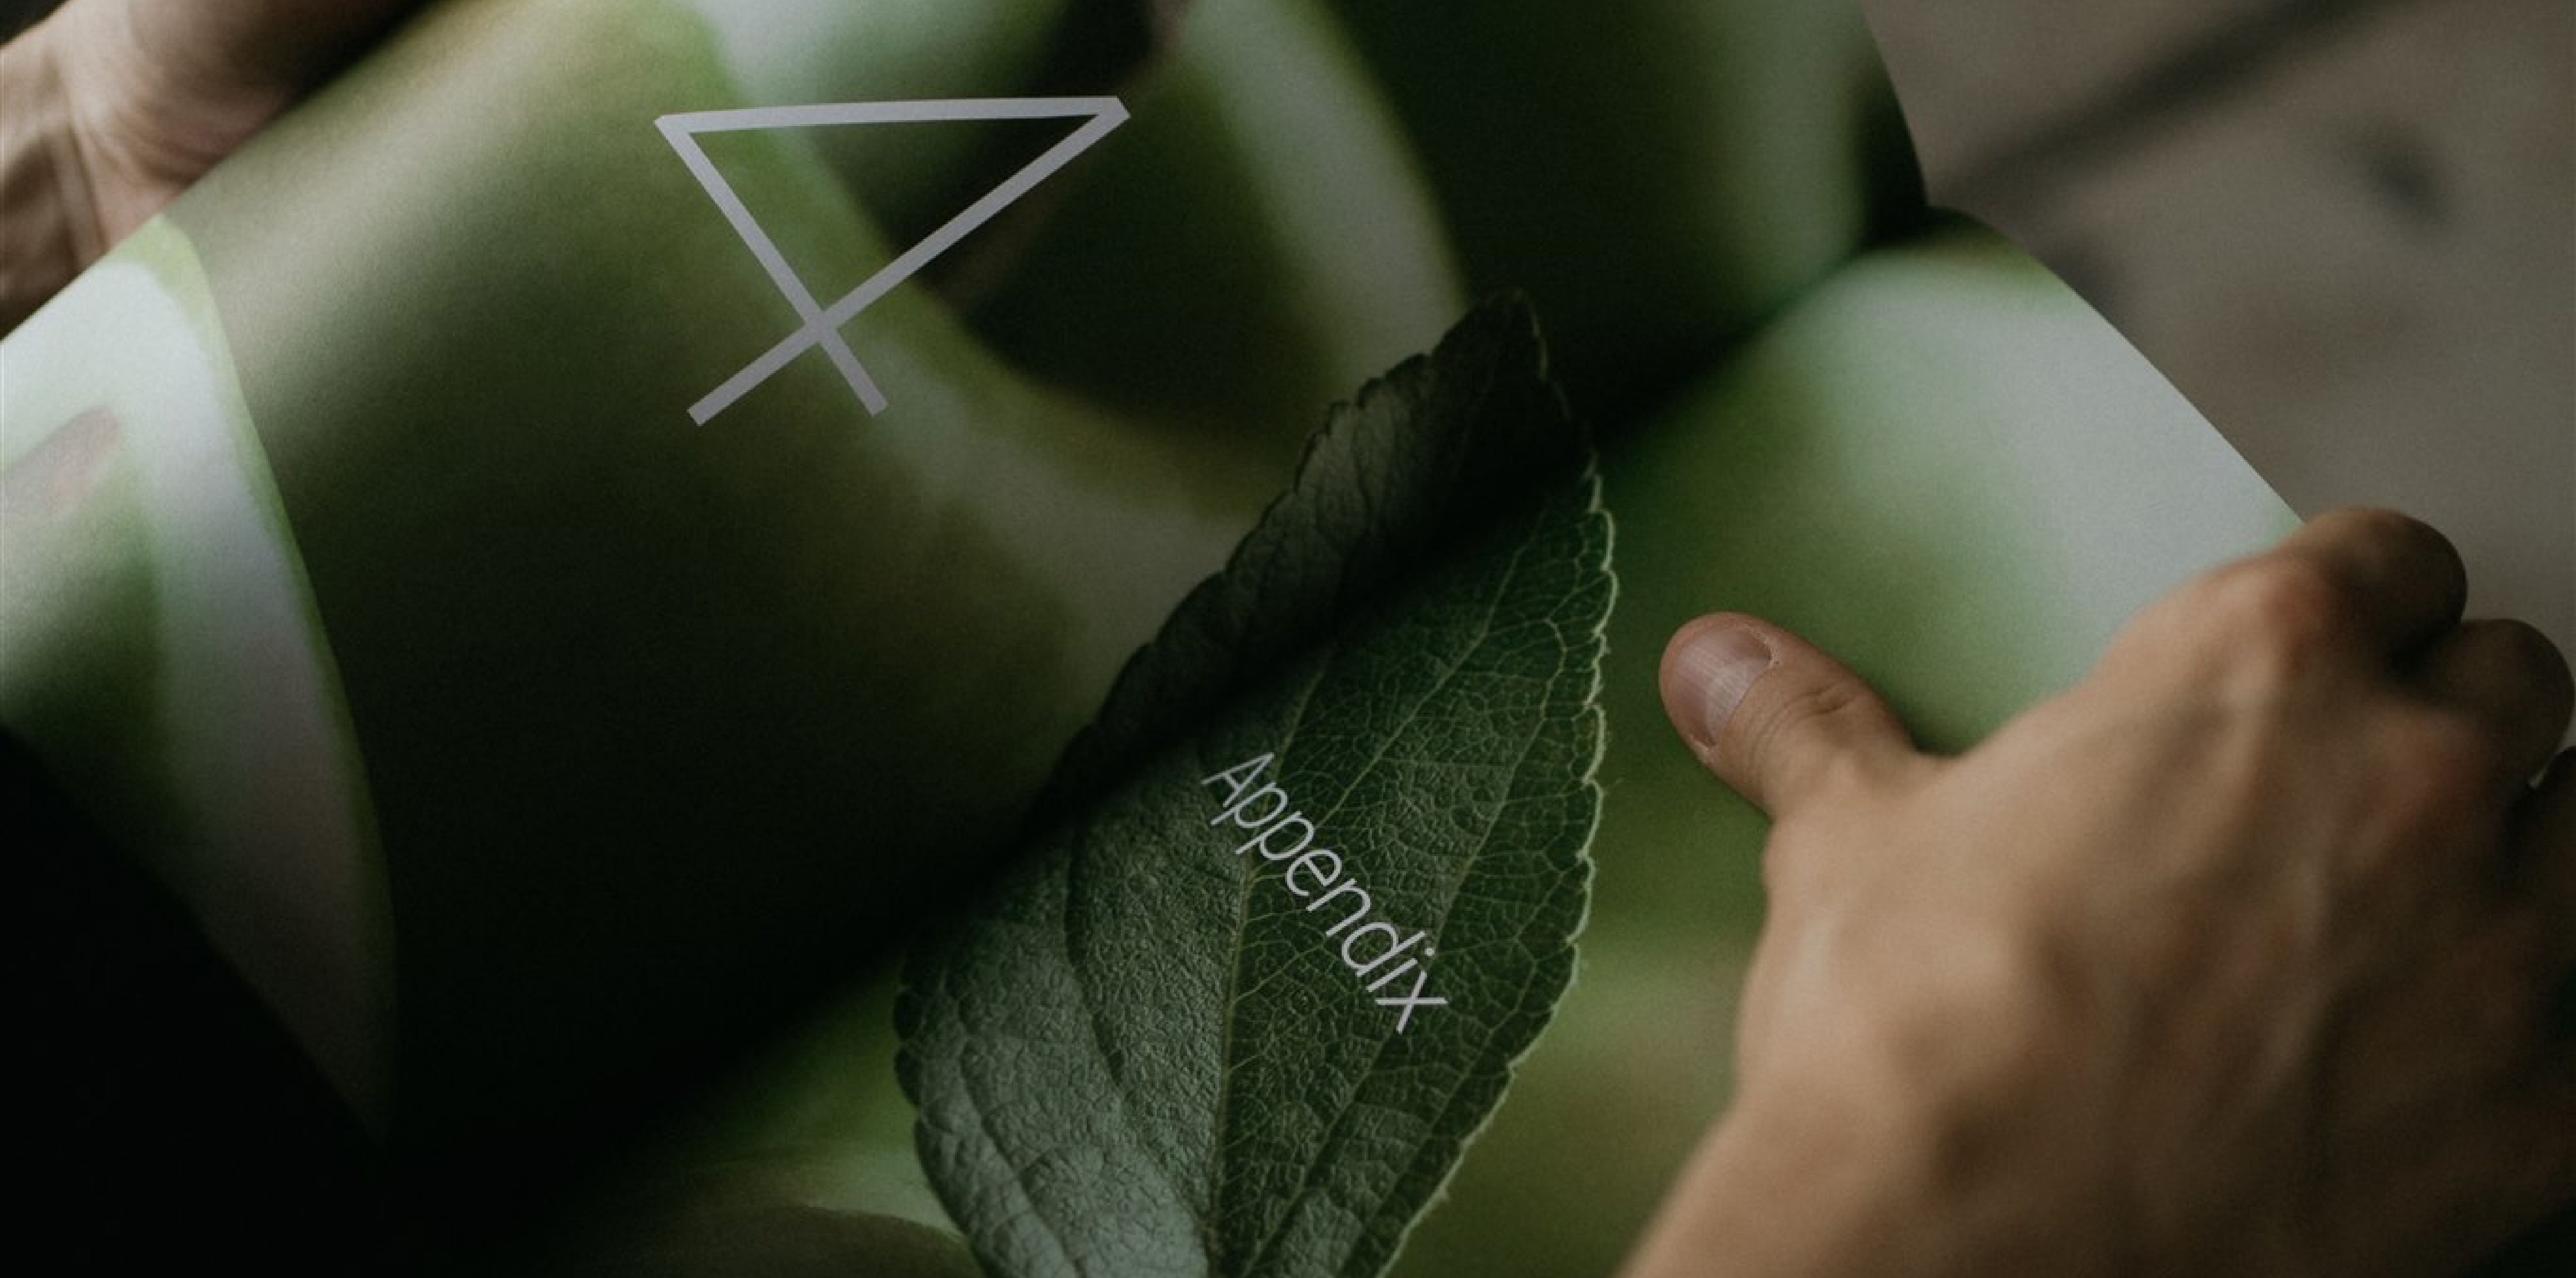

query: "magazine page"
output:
6 0 2558 1273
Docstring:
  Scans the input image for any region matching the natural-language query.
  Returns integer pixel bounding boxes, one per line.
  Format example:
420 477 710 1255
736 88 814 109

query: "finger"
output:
2516 750 2576 958
2504 1054 2576 1229
2271 507 2468 658
1660 615 1920 820
2097 509 2467 690
2419 1067 2576 1270
2414 621 2576 786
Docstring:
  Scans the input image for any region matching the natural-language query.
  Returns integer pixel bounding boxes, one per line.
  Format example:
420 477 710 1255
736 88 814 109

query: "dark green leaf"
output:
1030 295 1592 825
899 297 1612 1278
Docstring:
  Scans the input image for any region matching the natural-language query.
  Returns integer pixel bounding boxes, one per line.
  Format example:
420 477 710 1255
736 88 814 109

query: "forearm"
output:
101 0 424 90
1 21 90 330
0 0 417 330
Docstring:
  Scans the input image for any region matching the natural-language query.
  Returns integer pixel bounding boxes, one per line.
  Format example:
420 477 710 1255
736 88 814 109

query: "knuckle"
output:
1749 676 1876 791
1768 671 1871 738
2326 506 2460 575
2492 619 2576 704
2488 616 2567 666
2541 1075 2576 1198
2442 913 2555 1045
2335 505 2444 550
2199 559 2353 678
2380 711 2502 827
2484 910 2556 999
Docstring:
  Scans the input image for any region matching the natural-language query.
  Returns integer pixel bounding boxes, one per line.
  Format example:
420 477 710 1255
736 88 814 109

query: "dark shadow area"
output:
5 724 393 1275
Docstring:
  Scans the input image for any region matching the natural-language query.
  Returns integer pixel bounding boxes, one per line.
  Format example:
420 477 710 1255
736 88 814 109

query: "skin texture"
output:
1632 508 2576 1277
0 0 414 330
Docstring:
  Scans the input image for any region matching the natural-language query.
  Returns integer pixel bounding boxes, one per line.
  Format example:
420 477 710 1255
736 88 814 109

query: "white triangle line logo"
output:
657 97 1129 423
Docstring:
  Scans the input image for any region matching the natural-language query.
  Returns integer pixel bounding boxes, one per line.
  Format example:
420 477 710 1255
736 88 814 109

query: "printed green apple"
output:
1325 0 1904 422
678 0 1164 256
0 221 394 1126
0 0 1456 1236
670 0 1465 467
0 0 1365 1209
963 0 1466 465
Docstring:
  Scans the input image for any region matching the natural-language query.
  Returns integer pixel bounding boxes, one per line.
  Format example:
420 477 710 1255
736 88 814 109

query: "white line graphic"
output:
658 97 1129 423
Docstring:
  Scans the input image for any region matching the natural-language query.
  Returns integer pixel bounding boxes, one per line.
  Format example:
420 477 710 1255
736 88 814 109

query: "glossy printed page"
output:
0 0 2364 1274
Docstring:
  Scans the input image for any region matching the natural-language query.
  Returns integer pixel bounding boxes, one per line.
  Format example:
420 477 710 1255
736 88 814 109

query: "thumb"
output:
1658 615 1920 819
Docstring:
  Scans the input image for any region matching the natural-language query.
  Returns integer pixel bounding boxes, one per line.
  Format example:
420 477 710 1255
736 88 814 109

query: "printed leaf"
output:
898 297 1612 1278
1030 295 1592 825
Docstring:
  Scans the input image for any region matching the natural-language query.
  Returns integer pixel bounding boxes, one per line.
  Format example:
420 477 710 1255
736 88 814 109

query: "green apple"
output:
1325 0 1903 423
964 0 1467 465
0 219 392 1127
679 0 1165 258
0 0 1349 1205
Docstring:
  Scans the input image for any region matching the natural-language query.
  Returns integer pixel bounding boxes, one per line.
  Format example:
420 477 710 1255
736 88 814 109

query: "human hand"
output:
1626 508 2576 1277
0 0 414 330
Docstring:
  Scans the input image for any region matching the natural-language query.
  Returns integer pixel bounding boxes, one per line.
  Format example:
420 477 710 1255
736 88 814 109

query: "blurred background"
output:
1869 0 2572 665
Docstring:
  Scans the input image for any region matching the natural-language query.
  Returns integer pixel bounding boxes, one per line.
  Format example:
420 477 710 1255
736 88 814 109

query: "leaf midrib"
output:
1209 512 1561 1277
